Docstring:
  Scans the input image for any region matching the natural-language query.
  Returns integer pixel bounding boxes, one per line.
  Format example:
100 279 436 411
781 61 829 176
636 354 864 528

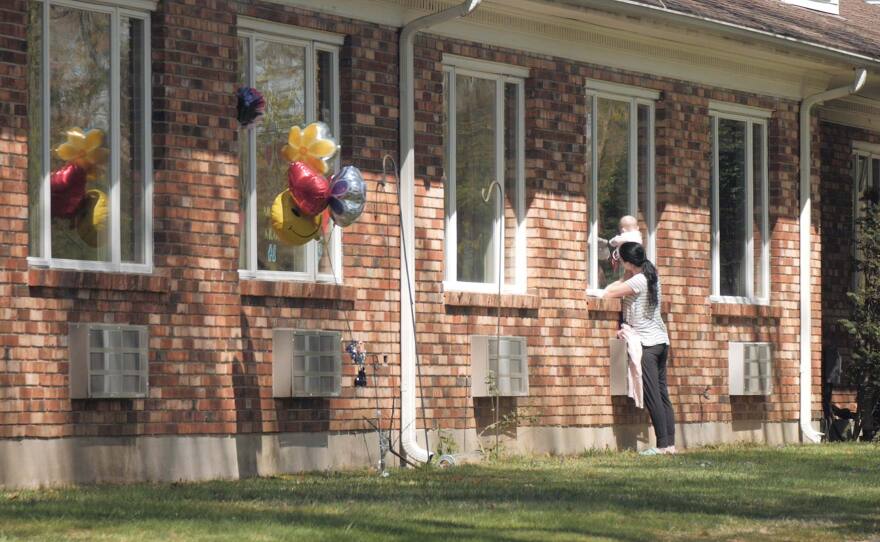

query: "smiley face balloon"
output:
270 190 323 246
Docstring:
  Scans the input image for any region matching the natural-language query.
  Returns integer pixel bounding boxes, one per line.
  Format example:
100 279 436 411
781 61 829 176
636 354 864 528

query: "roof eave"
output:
550 0 880 69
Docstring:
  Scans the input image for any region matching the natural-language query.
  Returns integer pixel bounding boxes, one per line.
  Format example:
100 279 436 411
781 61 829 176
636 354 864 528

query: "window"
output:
238 19 342 282
852 144 880 290
69 324 149 399
710 102 770 303
781 0 839 14
27 0 152 272
272 329 342 397
442 56 527 294
585 80 657 293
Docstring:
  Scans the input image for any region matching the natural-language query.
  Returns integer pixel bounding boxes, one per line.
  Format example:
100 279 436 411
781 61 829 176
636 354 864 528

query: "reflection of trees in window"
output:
49 6 112 262
594 98 629 288
455 75 497 284
717 118 746 297
251 39 307 272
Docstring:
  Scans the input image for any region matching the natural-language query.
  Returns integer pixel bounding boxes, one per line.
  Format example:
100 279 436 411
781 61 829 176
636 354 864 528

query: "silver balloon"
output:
328 165 366 227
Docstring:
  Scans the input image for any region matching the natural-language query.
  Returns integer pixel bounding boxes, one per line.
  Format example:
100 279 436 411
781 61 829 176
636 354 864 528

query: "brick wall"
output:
0 1 825 443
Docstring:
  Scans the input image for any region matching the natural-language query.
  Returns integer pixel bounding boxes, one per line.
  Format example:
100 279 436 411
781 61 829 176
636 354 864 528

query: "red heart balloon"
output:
50 162 87 219
287 161 330 217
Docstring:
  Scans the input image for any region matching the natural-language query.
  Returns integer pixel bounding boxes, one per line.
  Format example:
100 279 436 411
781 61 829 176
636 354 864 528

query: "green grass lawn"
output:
1 443 878 541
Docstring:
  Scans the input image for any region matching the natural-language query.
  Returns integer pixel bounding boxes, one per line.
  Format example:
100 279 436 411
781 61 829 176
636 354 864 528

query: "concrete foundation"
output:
0 421 810 488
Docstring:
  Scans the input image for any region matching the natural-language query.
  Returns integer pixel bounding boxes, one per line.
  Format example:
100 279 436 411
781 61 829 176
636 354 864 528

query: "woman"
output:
603 242 675 455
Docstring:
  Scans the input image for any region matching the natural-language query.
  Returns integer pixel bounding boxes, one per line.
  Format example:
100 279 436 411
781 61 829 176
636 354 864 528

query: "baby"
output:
607 215 642 269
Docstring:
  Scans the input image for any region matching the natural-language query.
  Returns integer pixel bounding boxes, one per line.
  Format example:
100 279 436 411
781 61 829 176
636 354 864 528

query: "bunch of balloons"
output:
50 128 109 247
270 121 367 246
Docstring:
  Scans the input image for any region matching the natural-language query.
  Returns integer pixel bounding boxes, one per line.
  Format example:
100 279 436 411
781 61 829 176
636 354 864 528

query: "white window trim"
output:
442 61 527 295
853 140 880 155
781 0 839 15
236 23 343 284
708 100 773 119
585 79 660 101
585 87 657 296
29 0 154 275
709 111 771 305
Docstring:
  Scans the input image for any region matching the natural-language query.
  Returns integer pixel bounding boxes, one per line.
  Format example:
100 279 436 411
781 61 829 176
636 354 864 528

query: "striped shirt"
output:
622 273 670 347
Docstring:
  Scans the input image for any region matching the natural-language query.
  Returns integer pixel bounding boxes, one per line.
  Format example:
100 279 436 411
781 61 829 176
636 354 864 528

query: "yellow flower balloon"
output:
281 122 338 175
54 127 109 182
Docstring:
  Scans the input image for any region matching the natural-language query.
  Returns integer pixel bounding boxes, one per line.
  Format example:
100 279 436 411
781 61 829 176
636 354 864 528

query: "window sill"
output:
585 296 622 314
443 290 541 310
240 279 355 300
710 302 781 318
28 268 169 293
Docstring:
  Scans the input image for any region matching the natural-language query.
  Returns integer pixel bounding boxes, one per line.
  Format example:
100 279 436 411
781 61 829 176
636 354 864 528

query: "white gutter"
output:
798 68 867 443
399 0 482 465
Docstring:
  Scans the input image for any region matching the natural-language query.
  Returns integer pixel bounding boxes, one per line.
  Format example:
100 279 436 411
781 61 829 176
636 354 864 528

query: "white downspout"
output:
798 68 867 443
399 0 482 464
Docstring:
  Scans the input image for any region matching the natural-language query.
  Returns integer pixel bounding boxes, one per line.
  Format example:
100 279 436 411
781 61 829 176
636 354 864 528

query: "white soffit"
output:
819 96 880 131
269 0 837 99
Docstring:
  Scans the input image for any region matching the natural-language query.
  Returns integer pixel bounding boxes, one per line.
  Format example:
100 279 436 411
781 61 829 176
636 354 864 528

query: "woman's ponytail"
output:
618 242 659 309
641 260 659 310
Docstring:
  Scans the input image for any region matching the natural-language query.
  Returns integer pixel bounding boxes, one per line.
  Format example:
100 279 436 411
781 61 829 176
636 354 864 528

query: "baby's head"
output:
619 215 638 233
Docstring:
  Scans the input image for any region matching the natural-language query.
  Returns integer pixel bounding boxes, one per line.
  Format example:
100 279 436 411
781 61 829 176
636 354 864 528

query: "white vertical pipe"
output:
399 0 482 465
798 68 867 443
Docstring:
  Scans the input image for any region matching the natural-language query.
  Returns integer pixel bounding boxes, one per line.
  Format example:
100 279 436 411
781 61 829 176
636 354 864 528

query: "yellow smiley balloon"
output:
270 190 323 246
75 189 108 248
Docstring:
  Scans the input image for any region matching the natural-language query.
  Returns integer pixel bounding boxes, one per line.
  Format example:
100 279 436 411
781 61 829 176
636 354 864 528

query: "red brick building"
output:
1 0 879 486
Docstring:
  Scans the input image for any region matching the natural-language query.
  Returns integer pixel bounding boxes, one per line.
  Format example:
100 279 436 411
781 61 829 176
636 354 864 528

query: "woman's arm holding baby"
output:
601 279 635 299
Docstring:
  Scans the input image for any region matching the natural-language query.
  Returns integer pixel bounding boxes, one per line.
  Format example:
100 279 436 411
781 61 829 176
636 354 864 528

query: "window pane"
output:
503 82 520 288
455 75 497 284
717 118 747 296
596 98 630 288
120 17 146 263
49 6 112 261
255 39 307 272
27 2 43 258
637 104 651 248
238 36 250 270
585 95 594 285
752 123 766 298
317 50 336 277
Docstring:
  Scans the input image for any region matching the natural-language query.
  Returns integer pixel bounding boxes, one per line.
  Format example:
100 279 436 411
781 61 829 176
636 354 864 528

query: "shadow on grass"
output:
1 444 879 541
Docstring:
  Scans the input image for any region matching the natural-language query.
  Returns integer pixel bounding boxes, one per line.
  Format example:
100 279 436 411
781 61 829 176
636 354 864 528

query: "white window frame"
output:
852 142 880 291
442 56 527 295
585 80 658 295
237 19 343 284
28 0 154 274
709 102 771 305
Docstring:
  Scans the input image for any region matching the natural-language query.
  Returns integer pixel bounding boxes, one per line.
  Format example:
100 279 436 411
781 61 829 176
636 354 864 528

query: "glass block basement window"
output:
88 326 148 398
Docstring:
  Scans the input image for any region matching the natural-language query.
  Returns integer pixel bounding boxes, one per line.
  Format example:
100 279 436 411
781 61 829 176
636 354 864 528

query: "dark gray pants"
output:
642 343 675 448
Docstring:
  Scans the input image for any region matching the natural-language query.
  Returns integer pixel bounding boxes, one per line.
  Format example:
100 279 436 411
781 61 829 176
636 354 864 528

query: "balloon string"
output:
320 225 355 341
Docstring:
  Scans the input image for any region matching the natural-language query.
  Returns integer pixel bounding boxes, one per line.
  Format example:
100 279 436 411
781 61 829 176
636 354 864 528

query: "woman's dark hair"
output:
619 242 659 309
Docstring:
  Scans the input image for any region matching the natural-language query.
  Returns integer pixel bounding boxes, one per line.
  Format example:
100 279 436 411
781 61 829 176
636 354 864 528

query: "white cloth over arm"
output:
618 323 644 409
